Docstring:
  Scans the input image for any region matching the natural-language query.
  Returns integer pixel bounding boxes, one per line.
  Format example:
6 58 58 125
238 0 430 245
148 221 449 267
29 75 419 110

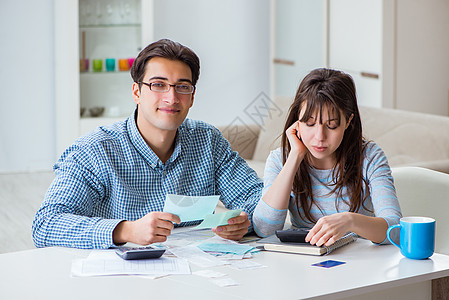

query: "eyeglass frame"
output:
137 81 196 95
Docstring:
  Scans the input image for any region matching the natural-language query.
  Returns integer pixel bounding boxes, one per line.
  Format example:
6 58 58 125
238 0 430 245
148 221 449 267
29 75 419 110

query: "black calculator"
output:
115 246 166 260
275 228 309 243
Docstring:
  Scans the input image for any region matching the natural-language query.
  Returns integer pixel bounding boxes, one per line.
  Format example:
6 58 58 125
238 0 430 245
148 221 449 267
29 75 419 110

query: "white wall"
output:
0 0 55 173
0 0 270 173
2 0 446 173
395 0 449 115
153 0 270 127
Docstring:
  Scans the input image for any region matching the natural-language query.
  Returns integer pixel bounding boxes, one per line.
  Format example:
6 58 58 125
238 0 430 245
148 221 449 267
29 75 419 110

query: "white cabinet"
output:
272 0 449 116
328 0 384 108
271 0 387 107
271 0 326 98
328 0 449 114
54 0 153 156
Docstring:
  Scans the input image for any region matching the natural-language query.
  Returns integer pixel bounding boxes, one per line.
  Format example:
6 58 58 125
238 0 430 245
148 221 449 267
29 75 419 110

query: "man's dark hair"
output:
130 39 200 88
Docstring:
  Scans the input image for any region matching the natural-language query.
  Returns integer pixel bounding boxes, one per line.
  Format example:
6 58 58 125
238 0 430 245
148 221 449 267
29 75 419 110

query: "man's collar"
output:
127 109 182 167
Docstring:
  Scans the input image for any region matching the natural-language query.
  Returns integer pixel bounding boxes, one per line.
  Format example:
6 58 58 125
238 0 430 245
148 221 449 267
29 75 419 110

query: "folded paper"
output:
195 209 243 229
163 194 219 223
197 243 254 256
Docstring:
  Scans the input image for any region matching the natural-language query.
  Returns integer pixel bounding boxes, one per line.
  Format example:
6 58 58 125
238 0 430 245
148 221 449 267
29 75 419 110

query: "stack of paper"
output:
71 250 190 277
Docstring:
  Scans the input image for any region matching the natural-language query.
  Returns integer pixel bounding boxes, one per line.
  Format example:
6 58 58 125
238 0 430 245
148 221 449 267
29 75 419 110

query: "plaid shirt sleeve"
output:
32 142 125 249
32 115 262 249
210 126 263 229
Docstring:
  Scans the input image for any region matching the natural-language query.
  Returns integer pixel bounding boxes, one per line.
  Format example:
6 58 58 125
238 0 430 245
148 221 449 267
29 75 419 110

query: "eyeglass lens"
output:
150 82 194 94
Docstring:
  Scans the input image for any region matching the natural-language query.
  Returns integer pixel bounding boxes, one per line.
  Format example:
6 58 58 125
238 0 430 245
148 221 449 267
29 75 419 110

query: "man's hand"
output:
113 212 181 246
212 211 250 240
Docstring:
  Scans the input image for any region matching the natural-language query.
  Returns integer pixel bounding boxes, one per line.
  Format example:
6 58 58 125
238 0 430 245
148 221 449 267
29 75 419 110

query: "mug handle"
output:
387 224 401 249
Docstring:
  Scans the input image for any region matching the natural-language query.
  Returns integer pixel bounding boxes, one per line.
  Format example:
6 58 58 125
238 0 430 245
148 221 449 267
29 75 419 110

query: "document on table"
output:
163 194 219 222
71 250 190 277
164 228 216 248
169 245 228 268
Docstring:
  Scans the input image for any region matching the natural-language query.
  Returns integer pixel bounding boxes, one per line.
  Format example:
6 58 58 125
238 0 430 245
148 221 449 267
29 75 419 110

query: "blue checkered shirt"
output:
32 112 262 249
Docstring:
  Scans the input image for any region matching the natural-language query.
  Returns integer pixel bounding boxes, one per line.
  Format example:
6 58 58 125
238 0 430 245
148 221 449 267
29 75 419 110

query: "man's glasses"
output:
138 81 195 95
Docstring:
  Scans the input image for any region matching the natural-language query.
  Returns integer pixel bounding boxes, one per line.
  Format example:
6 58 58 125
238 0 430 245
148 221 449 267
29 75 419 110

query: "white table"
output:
1 238 449 300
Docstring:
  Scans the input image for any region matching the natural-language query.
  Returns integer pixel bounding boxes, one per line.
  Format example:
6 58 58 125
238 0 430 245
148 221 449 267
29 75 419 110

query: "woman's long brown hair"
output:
281 68 369 223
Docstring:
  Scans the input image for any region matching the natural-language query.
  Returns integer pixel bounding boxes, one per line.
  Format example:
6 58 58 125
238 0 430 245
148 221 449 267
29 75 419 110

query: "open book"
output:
257 232 358 256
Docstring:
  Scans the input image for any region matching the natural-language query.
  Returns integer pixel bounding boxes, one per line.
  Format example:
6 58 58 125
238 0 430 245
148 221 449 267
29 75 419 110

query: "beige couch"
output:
220 97 449 177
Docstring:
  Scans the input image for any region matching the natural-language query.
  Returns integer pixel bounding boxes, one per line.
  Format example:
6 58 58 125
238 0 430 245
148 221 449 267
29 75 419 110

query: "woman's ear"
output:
345 113 354 130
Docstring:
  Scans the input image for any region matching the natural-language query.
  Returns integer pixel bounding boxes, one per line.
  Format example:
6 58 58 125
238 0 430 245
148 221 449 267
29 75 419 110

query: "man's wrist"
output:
113 220 132 245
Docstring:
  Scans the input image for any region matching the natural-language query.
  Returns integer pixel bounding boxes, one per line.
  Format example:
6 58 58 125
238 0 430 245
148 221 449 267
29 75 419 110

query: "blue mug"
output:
387 216 435 260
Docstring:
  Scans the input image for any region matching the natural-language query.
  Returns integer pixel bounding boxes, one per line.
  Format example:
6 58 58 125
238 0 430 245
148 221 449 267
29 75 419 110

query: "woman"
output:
253 68 401 246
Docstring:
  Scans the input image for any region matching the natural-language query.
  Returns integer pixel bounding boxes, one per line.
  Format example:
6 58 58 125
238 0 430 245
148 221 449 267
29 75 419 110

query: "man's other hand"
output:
212 211 250 240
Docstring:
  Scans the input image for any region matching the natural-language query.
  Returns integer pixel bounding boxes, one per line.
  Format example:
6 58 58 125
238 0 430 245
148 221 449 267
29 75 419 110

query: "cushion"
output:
252 96 293 161
246 160 266 178
360 106 449 166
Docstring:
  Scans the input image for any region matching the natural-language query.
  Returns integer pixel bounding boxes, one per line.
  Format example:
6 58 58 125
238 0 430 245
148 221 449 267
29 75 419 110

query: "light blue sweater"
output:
253 142 402 244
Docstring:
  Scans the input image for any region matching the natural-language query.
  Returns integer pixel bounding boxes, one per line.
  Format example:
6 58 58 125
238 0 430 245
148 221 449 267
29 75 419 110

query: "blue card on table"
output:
312 260 346 268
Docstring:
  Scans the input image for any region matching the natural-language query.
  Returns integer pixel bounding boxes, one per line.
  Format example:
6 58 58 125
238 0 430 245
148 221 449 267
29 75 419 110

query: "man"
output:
32 39 262 249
